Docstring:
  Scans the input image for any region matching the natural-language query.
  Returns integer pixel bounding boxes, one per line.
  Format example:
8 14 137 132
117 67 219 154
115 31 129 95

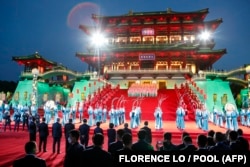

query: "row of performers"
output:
208 105 250 129
0 102 127 127
0 101 158 131
195 103 250 132
0 103 40 122
0 103 41 131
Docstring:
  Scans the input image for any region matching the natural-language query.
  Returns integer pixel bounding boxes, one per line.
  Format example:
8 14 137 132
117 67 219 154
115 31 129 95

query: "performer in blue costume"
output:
246 106 250 127
201 104 209 132
30 104 38 117
216 108 224 127
114 109 119 127
109 105 115 124
11 103 19 121
0 100 3 123
226 103 239 131
240 108 246 126
154 106 163 129
71 105 76 124
97 104 103 123
102 105 107 123
176 104 185 130
13 109 21 132
195 104 202 129
61 106 66 126
44 105 51 124
224 103 233 130
87 105 94 126
129 107 137 128
135 106 142 127
212 106 218 125
231 109 239 131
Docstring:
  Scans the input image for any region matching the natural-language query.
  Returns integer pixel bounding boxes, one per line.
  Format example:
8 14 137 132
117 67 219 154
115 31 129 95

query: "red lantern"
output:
63 75 67 81
94 81 96 86
89 83 91 87
204 94 207 100
84 87 86 91
68 93 73 98
76 89 79 94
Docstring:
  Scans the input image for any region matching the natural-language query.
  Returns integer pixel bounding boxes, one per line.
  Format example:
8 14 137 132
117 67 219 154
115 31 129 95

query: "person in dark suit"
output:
237 128 249 151
229 130 241 151
207 130 216 148
93 122 103 134
79 118 90 147
22 112 29 131
81 133 114 166
108 129 125 155
209 132 231 151
52 118 62 154
38 117 49 152
29 117 37 141
123 123 132 135
157 132 177 151
196 134 208 151
180 136 197 151
131 129 154 151
107 123 116 146
64 118 75 152
13 141 47 167
64 129 85 167
176 131 190 150
116 133 133 153
140 121 152 144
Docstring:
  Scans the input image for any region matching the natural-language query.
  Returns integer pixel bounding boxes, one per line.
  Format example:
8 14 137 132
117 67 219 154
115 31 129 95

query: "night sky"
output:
0 0 249 81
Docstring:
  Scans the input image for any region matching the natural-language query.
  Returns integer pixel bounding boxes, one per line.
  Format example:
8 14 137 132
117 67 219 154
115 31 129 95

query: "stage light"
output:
91 31 106 47
199 31 211 41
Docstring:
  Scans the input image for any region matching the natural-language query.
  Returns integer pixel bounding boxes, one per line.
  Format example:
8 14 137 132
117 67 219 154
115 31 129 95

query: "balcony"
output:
106 68 193 80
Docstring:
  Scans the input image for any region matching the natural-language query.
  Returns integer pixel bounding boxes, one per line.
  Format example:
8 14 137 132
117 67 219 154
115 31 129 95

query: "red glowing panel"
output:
171 27 180 31
132 19 137 22
172 16 178 21
200 55 209 59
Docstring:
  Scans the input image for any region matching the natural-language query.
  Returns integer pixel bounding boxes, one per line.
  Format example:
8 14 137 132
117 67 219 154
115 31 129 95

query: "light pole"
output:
31 68 39 107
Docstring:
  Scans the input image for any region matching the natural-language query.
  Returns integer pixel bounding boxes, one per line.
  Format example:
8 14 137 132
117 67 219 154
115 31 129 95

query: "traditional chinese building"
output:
76 8 226 88
10 8 249 118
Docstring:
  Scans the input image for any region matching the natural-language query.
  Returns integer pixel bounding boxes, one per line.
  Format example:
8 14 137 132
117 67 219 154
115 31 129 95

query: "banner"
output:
139 53 155 60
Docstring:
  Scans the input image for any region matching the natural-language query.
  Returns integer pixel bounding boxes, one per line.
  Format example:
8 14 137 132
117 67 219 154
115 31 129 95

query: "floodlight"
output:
91 32 105 47
199 31 211 41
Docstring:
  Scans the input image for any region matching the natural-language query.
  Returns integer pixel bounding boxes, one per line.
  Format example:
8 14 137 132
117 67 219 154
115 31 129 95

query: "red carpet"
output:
1 120 250 167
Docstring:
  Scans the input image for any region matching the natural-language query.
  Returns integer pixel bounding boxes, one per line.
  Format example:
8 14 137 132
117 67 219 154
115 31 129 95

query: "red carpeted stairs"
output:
106 89 178 121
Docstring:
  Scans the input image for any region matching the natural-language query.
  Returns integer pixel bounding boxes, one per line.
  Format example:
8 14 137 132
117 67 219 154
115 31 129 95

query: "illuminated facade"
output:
76 8 226 82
